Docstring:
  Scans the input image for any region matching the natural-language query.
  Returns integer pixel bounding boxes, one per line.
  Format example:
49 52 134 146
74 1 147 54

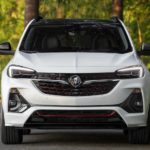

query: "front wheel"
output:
1 111 23 144
128 127 149 144
23 129 31 135
128 109 150 144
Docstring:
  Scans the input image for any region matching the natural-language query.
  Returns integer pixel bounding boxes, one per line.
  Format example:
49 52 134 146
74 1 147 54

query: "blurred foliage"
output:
124 0 150 67
0 1 24 47
0 0 150 87
0 0 24 92
40 0 112 19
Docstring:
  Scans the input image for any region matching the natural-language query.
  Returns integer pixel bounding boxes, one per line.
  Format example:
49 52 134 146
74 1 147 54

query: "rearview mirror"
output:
0 42 14 55
139 43 150 56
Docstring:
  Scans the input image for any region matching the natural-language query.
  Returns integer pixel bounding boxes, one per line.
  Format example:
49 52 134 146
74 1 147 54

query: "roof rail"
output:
111 16 121 23
35 16 43 22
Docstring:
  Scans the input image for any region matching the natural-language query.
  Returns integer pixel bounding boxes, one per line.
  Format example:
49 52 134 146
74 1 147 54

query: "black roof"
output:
32 18 120 26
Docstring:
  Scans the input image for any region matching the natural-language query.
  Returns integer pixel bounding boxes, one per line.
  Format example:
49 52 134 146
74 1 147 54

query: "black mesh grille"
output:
33 80 118 96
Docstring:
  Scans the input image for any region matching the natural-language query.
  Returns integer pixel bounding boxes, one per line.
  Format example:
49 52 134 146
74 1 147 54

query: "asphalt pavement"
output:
0 107 150 150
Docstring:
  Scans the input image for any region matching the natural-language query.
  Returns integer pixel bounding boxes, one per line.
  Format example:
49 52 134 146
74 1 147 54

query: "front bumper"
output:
4 106 147 128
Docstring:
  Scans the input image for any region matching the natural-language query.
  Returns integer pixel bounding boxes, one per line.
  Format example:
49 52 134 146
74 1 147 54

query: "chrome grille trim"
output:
32 79 69 85
83 79 119 85
32 79 119 85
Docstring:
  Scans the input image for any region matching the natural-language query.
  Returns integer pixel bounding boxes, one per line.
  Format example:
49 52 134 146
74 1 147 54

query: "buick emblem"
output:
68 75 82 88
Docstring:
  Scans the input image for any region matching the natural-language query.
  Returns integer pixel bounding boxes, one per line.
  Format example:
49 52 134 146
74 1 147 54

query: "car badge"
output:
68 75 82 88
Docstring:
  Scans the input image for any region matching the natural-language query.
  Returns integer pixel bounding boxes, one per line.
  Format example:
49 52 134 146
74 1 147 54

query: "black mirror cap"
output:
141 43 150 51
138 43 150 56
0 42 11 50
0 42 14 55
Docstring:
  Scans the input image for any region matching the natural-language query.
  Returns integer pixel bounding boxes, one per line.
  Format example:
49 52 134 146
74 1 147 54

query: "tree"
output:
25 0 39 27
40 0 112 19
56 0 64 18
112 0 123 20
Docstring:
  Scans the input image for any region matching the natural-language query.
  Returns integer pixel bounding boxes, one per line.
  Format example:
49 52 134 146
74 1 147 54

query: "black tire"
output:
123 129 128 136
23 129 31 135
128 109 150 144
128 127 149 144
1 111 23 144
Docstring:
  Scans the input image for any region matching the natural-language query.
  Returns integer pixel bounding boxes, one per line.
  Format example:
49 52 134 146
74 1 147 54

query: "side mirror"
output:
0 42 14 55
139 43 150 56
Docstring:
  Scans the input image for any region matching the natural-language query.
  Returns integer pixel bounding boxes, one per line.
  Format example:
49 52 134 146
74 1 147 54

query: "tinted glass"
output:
20 24 131 53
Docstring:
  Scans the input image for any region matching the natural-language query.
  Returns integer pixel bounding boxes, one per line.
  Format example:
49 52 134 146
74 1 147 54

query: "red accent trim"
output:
37 111 117 118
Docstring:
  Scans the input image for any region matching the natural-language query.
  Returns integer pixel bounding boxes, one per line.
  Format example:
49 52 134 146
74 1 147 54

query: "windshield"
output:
20 24 131 53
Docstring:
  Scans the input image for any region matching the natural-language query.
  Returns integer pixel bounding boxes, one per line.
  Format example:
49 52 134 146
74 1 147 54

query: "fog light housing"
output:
120 89 143 113
8 88 30 113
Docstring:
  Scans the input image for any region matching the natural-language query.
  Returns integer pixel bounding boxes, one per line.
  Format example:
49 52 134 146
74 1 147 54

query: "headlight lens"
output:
116 66 144 78
8 65 36 78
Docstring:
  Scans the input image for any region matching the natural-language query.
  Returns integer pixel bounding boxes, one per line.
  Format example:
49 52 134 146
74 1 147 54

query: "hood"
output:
12 52 140 73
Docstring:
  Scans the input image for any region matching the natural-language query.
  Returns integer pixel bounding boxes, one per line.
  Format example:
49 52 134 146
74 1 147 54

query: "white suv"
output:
1 17 150 144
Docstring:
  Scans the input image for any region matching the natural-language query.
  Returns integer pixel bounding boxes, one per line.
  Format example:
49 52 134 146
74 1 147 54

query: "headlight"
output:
116 66 144 78
8 65 36 78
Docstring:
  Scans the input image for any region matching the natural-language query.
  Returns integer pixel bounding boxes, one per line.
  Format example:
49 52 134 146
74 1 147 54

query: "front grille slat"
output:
33 73 118 96
36 73 117 81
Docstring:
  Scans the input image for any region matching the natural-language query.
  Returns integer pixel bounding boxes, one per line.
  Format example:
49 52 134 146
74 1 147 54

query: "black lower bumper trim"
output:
24 110 127 129
24 122 126 129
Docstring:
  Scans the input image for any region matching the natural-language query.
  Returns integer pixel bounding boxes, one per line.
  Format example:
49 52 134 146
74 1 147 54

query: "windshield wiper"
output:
20 50 37 53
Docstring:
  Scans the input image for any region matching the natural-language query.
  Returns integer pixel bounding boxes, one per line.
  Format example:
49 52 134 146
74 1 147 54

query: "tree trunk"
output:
137 21 143 45
112 0 123 21
56 1 64 18
25 0 39 27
